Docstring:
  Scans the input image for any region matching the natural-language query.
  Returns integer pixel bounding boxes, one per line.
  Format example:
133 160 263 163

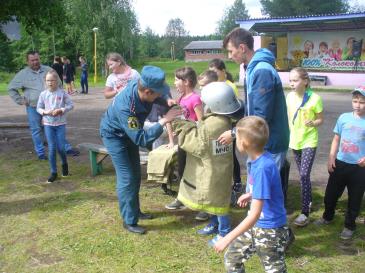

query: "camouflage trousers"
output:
224 225 289 273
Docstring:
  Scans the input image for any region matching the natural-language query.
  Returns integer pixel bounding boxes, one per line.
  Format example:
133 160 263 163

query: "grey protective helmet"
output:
201 81 242 115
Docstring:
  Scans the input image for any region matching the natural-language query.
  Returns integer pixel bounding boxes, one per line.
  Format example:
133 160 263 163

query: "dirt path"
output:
0 88 353 188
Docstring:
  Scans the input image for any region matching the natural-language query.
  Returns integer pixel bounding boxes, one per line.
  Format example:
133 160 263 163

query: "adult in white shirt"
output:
104 52 140 99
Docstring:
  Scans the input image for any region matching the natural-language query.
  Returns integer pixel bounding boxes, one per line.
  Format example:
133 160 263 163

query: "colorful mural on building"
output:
288 31 365 71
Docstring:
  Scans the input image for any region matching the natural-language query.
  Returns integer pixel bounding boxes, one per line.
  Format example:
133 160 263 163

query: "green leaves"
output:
216 0 249 37
260 0 350 17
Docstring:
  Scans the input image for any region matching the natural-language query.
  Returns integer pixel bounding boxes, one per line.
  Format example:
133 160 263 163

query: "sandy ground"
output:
0 88 354 188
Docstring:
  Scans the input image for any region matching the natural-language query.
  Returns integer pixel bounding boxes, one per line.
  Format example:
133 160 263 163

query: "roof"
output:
236 12 365 33
184 40 223 50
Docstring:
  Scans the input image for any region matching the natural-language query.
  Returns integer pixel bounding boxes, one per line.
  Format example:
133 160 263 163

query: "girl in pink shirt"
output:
165 67 203 211
175 67 203 122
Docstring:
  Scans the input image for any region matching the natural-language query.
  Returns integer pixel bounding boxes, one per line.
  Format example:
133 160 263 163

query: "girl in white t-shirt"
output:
103 52 140 99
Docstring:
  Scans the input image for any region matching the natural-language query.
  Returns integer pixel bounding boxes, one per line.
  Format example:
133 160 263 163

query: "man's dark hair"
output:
223 27 254 50
26 50 39 59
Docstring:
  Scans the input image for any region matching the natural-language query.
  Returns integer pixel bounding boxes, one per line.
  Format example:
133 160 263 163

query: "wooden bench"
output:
309 75 327 86
0 122 29 128
78 143 109 176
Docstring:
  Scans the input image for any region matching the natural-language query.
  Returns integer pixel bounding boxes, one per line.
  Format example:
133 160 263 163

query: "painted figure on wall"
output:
317 42 330 59
342 37 356 60
328 40 343 61
360 39 365 61
303 40 315 58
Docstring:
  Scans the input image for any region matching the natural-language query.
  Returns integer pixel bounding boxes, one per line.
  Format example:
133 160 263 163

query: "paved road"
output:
0 88 353 187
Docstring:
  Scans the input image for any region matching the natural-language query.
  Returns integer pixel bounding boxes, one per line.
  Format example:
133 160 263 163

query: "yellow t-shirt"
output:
226 80 239 98
286 90 323 150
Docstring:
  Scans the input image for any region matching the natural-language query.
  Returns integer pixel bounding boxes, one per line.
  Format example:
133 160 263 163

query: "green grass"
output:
0 144 364 272
0 61 240 95
135 60 240 87
0 61 353 96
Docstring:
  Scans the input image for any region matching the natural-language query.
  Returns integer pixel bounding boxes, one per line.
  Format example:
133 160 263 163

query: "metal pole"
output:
94 31 97 84
52 28 56 57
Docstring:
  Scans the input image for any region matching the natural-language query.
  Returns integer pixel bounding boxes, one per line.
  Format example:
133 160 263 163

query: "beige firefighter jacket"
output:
172 113 233 215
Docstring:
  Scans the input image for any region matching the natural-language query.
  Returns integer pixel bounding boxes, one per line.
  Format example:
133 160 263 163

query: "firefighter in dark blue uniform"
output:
100 66 181 234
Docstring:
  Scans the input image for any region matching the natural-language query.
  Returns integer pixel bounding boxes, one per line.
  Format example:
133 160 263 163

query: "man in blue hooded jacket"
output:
218 28 289 171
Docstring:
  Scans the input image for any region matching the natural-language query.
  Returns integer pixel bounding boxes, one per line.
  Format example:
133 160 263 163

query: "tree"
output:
260 0 349 17
0 0 64 34
165 18 188 38
5 0 140 73
348 1 365 12
0 31 15 71
63 0 139 74
216 0 249 37
163 18 188 60
139 27 160 58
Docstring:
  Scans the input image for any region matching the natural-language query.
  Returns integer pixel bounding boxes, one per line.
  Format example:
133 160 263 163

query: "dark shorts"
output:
65 76 74 84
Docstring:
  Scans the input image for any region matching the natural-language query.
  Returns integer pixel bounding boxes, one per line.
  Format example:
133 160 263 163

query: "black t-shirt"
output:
51 63 63 81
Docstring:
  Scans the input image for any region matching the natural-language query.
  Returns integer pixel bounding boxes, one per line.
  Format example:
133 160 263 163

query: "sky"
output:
132 0 263 36
132 0 365 36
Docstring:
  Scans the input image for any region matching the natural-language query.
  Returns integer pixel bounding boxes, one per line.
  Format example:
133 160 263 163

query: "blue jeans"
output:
102 135 141 225
210 214 231 237
26 106 45 157
269 150 287 170
80 75 88 93
26 106 73 156
44 125 67 174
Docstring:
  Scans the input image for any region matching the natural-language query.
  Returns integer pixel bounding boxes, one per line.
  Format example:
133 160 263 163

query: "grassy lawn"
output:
136 60 240 86
0 146 364 272
0 60 239 96
0 61 354 96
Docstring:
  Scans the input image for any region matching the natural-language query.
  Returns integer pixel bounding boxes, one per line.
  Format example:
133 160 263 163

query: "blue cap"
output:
352 85 365 96
140 66 170 96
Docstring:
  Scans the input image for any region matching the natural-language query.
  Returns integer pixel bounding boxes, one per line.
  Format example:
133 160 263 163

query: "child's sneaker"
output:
314 217 332 226
208 235 222 247
47 173 58 183
294 214 309 227
165 199 185 210
197 224 218 235
195 211 209 221
340 228 354 240
62 164 69 177
284 228 295 252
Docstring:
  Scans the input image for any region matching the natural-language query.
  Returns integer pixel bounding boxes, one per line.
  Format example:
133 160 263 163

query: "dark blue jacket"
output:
100 79 163 148
245 48 289 153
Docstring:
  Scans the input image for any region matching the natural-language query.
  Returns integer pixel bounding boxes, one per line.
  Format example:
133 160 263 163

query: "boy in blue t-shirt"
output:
315 86 365 240
214 116 289 273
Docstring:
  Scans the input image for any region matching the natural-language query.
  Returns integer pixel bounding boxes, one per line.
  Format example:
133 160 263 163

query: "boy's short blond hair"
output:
236 116 269 151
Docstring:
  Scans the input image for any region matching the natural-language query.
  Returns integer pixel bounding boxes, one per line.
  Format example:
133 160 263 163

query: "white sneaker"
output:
340 228 354 240
294 214 309 227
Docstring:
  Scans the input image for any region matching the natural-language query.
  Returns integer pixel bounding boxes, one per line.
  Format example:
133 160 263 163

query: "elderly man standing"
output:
8 50 79 159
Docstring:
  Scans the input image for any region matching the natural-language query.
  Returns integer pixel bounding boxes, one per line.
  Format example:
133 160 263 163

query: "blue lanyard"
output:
292 89 312 125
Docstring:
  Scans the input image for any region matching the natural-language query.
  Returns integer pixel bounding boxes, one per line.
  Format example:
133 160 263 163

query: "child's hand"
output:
237 193 252 208
217 130 232 145
163 108 183 123
167 98 177 107
304 120 315 127
327 156 336 172
358 157 365 167
43 110 52 116
166 142 174 149
214 236 230 253
51 109 63 116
